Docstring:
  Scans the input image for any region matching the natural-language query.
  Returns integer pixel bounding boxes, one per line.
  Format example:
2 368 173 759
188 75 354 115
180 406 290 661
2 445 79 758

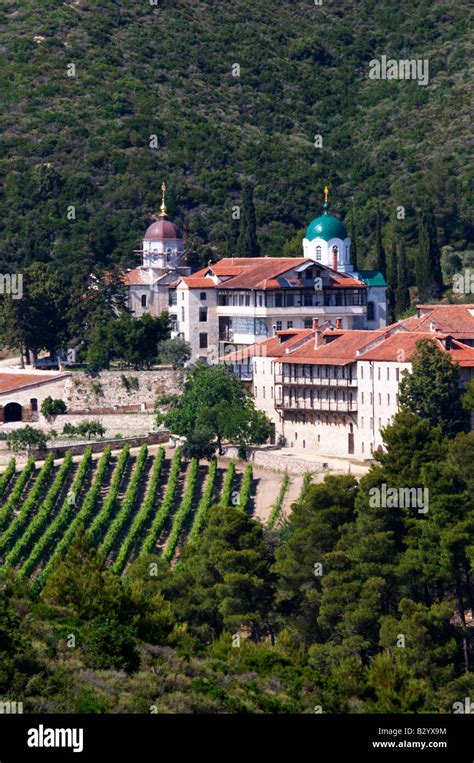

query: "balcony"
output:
274 374 357 387
275 399 357 413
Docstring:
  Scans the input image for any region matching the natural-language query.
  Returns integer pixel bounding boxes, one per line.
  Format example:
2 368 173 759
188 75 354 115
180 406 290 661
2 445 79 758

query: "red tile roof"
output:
121 268 148 286
360 332 474 366
0 373 69 395
279 330 386 366
181 277 216 289
222 330 313 362
397 305 474 339
186 258 366 291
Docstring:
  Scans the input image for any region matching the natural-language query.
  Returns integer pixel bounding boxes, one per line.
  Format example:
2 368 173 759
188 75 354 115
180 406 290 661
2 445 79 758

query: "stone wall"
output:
29 430 170 459
220 445 328 475
63 368 181 412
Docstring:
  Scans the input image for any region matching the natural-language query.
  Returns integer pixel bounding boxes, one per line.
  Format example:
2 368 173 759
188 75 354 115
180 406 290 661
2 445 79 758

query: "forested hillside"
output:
0 0 472 276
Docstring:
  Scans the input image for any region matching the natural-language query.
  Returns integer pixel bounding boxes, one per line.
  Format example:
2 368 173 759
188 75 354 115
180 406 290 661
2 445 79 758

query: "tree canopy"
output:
164 363 272 455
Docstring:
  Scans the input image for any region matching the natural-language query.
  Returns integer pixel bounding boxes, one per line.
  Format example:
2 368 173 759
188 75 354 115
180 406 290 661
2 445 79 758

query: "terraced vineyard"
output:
0 446 294 590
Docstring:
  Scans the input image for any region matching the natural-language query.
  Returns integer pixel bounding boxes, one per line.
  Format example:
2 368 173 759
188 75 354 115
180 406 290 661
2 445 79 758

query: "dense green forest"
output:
1 411 473 713
0 0 472 278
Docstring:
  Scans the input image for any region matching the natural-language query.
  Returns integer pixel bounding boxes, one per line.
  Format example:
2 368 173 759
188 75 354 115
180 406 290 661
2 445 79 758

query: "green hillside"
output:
0 0 472 274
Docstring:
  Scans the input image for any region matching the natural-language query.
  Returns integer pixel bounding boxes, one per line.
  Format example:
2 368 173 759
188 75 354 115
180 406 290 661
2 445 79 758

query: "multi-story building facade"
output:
169 190 387 361
225 318 474 460
123 186 387 361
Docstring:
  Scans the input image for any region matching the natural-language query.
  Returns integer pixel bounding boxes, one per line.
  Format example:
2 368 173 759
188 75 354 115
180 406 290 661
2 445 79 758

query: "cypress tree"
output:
416 202 443 300
350 211 359 271
375 206 386 278
386 239 398 324
236 182 260 258
395 241 410 316
226 214 240 256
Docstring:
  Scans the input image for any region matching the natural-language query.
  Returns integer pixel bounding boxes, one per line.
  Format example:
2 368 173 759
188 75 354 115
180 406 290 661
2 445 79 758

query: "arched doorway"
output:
4 402 22 422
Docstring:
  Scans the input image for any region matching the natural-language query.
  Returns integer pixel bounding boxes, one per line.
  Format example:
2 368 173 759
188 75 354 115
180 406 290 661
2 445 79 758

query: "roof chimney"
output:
336 318 343 329
312 318 319 331
272 323 277 337
314 328 322 349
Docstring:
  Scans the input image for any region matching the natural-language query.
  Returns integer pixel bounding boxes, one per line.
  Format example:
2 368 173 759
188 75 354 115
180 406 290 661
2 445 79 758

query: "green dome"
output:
305 202 348 242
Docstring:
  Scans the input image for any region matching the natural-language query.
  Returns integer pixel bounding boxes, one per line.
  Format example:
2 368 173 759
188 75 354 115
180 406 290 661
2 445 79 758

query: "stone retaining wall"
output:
63 368 181 412
29 430 170 459
221 445 328 475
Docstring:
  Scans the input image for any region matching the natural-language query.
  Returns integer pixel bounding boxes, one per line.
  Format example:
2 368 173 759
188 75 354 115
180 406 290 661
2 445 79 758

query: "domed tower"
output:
303 186 352 273
142 182 186 270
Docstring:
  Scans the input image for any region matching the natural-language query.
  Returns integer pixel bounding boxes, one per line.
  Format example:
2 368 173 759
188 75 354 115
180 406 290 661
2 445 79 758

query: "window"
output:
181 307 185 321
200 292 207 300
317 434 321 443
361 366 364 379
367 301 375 321
181 292 185 300
303 440 306 449
30 398 38 412
199 307 208 322
378 417 382 428
387 367 390 380
316 245 322 261
262 387 266 399
271 387 273 399
141 294 147 308
362 442 365 453
304 318 312 329
387 394 390 405
361 416 364 428
396 367 400 381
199 333 208 349
276 321 282 331
286 294 294 307
361 392 364 403
287 321 293 329
378 393 381 405
378 367 381 381
370 393 373 404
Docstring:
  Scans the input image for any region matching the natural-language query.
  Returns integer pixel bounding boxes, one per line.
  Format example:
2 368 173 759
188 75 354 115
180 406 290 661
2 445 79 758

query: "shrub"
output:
41 397 67 421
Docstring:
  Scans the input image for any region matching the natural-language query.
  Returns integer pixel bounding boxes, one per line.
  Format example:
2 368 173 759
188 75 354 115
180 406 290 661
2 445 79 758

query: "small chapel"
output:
122 182 190 317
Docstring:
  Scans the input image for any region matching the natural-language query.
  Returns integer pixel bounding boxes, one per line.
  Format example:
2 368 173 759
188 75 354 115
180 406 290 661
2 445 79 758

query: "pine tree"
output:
398 339 468 437
236 182 260 258
395 241 410 316
350 211 359 271
375 206 386 277
416 201 443 300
